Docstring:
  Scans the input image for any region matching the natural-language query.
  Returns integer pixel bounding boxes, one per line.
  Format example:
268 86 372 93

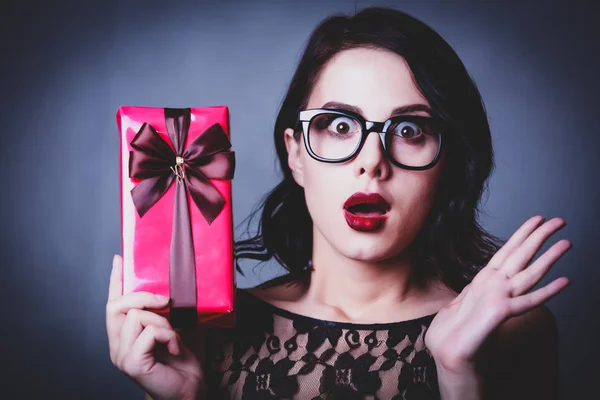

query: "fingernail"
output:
112 255 118 268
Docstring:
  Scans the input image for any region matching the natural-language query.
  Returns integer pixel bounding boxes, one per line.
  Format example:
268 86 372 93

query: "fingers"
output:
502 217 567 278
510 239 572 296
106 254 170 334
484 216 546 271
106 291 170 343
134 325 180 358
509 277 570 316
117 309 174 365
106 253 171 364
107 292 170 319
108 255 123 301
120 325 181 377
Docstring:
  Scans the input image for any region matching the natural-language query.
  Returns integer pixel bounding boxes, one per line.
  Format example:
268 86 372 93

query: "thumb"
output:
108 254 123 301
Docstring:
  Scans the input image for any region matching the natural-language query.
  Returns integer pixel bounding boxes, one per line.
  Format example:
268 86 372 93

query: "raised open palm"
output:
425 216 571 371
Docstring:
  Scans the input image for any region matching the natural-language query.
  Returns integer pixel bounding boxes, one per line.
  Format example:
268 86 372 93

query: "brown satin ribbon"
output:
128 108 235 328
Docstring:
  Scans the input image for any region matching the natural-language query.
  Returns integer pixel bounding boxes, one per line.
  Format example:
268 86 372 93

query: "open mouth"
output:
343 192 390 232
345 203 388 217
343 192 391 217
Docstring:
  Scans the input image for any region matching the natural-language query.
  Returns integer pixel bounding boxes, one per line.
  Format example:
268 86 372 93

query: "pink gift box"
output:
117 106 236 328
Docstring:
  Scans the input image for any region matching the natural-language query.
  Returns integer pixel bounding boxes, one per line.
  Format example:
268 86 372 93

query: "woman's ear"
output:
284 128 304 187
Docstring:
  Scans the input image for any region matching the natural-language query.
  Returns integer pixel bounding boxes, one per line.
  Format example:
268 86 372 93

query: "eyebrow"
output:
320 101 432 118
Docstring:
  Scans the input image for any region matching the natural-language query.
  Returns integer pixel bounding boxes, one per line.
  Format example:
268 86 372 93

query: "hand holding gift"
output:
106 254 206 400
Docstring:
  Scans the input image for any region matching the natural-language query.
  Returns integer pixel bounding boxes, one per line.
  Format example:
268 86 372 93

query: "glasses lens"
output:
385 117 441 167
308 113 362 160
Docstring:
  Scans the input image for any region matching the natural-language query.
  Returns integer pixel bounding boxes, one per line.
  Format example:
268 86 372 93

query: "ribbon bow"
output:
128 108 235 328
129 108 235 224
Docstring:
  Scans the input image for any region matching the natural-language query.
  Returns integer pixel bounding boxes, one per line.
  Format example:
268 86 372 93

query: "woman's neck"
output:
303 229 427 322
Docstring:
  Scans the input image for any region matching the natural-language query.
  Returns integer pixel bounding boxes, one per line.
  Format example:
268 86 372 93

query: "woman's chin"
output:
336 241 400 263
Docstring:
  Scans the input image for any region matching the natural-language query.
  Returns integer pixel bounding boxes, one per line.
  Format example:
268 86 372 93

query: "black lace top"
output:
205 288 440 399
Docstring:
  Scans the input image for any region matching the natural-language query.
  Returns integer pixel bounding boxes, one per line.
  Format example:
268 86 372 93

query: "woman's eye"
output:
390 121 422 139
329 116 357 135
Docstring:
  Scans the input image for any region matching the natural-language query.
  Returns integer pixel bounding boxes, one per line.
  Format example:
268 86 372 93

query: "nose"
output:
353 131 390 180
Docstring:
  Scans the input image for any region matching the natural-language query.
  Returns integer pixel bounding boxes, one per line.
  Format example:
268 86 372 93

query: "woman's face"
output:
284 47 445 263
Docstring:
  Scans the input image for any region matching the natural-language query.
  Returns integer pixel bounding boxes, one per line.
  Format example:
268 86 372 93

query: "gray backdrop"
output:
1 0 598 398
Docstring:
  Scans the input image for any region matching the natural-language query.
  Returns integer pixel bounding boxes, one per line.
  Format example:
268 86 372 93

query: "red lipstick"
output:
343 192 390 232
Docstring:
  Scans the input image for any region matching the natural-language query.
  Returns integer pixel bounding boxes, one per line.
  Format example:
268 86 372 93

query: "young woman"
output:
106 7 571 400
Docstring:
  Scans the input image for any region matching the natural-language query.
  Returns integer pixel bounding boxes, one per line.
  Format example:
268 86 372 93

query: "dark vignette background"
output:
1 0 598 398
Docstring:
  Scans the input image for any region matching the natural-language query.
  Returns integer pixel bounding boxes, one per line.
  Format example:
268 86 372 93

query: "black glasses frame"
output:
297 108 445 171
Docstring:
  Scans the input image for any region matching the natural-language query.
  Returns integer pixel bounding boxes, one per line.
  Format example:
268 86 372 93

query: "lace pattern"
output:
206 289 440 399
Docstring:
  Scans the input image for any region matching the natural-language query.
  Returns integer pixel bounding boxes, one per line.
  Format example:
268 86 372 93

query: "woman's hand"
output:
425 216 571 374
106 255 206 400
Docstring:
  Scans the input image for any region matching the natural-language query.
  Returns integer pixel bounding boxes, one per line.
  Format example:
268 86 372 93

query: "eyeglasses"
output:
296 108 445 170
